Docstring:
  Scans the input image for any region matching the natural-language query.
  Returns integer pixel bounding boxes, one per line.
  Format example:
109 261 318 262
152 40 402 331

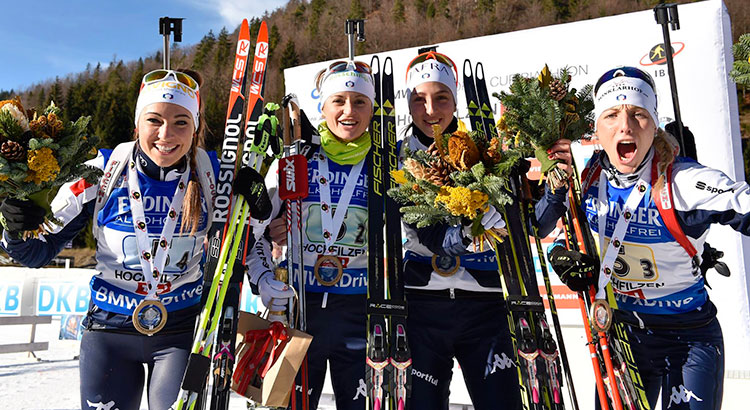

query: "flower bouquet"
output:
493 65 594 190
388 125 515 247
0 97 101 237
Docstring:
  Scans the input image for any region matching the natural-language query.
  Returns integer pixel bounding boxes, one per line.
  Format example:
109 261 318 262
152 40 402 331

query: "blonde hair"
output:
134 68 206 236
652 127 680 194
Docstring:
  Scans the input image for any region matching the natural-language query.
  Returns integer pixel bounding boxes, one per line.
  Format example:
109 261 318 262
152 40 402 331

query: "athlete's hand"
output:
481 205 506 230
546 139 573 179
268 217 287 247
0 198 45 239
233 166 272 221
548 246 599 292
258 271 295 322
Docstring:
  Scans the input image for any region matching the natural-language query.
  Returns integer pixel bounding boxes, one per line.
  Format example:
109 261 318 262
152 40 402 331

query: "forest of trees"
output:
1 0 749 154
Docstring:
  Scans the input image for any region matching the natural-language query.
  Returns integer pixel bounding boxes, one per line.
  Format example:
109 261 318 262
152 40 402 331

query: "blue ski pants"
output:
405 290 522 410
623 317 724 410
79 329 192 410
292 292 367 410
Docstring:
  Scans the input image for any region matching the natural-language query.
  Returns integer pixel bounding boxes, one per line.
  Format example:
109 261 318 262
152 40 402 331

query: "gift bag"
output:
231 310 313 407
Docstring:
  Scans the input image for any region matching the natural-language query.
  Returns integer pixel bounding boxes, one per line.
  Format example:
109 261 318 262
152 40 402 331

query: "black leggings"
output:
79 329 192 410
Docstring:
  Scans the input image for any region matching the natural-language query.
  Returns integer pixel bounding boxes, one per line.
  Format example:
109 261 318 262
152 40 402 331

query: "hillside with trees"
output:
1 0 749 154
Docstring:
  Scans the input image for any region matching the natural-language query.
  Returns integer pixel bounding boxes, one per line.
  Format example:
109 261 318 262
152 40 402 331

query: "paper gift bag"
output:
231 310 313 407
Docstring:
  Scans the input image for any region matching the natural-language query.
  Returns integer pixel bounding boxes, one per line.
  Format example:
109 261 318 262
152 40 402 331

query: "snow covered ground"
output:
2 317 750 410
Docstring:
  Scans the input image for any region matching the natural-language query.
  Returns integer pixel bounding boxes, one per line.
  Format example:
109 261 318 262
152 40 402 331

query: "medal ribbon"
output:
127 157 191 302
316 152 364 255
595 171 650 300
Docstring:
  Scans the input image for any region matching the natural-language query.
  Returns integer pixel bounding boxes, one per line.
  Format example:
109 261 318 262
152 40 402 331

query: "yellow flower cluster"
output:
435 186 488 219
25 147 60 184
390 169 408 185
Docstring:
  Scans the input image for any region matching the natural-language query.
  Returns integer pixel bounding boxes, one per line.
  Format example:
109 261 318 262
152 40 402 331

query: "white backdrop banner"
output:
284 0 749 373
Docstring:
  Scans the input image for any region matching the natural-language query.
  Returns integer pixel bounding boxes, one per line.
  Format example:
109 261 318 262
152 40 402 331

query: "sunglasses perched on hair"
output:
594 66 655 95
315 60 372 91
405 51 458 80
141 69 200 91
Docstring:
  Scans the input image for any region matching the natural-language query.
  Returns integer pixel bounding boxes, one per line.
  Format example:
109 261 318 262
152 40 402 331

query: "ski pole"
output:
653 3 697 160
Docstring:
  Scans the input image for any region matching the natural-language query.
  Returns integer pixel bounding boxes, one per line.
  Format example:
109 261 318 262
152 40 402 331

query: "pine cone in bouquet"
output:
1 140 26 162
550 78 567 101
483 137 503 165
447 131 481 171
426 157 452 187
29 112 64 140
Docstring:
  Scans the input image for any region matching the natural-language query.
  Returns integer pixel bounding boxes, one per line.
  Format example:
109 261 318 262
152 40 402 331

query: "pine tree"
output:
35 87 47 110
393 0 406 23
269 24 281 56
308 0 326 38
193 30 216 70
426 1 436 19
730 33 750 88
293 2 307 23
280 40 300 71
214 27 232 71
349 0 365 19
48 78 64 108
414 0 427 16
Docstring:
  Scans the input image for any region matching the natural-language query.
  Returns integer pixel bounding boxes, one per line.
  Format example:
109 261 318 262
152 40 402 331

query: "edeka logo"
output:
640 42 685 66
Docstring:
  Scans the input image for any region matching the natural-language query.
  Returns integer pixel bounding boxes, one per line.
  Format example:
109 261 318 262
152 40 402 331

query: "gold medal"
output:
590 299 613 332
314 255 344 286
431 255 461 277
132 299 168 336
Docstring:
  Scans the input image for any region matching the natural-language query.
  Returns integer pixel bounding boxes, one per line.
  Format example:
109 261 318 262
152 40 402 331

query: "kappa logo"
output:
86 400 119 410
667 385 703 408
488 352 516 374
695 181 735 195
640 42 685 66
353 378 367 400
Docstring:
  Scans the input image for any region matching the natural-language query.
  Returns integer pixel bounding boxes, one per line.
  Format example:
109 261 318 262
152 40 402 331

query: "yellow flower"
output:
0 174 8 182
25 147 60 184
435 186 488 219
391 169 408 185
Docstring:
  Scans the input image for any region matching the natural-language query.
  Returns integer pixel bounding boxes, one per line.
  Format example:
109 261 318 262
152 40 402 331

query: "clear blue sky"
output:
0 0 287 91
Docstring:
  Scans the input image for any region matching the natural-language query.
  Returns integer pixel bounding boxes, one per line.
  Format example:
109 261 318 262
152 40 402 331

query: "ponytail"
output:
652 127 680 194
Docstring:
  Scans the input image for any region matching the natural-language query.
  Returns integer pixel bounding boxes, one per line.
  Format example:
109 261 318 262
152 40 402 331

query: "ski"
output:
171 20 270 410
563 161 650 410
366 55 389 410
382 56 411 410
464 59 568 410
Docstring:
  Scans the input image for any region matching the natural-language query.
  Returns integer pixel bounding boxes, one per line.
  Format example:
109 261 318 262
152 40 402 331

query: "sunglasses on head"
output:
327 60 372 75
141 69 200 91
594 66 655 95
405 51 458 80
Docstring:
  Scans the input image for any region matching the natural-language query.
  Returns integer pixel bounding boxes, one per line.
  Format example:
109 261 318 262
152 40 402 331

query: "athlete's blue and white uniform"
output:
399 121 521 410
249 143 369 410
537 148 750 409
1 144 220 410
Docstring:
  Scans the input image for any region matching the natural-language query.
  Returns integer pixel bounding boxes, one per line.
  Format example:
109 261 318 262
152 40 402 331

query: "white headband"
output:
406 60 457 104
594 77 658 128
319 70 376 108
134 80 200 128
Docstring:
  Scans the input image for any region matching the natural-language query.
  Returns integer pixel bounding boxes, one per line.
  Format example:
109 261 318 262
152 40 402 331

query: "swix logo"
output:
255 41 269 59
237 39 250 56
283 158 296 191
695 181 735 195
488 352 516 373
86 400 118 410
667 385 703 408
640 42 685 66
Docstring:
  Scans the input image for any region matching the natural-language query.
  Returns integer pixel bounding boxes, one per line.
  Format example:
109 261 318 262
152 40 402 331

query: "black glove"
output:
548 246 599 292
0 198 46 239
665 121 697 161
233 167 272 221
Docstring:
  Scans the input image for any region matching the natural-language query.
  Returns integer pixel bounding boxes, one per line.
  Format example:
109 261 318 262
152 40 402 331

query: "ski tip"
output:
463 59 474 77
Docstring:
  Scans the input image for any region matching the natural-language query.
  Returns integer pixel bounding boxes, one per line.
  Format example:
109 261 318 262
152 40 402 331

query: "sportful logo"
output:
695 181 736 195
667 385 703 408
488 352 516 373
640 42 685 66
